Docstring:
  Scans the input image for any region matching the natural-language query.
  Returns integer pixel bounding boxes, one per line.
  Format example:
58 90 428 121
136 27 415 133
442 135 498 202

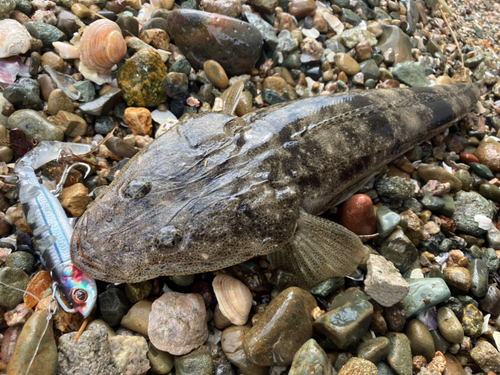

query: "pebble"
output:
482 246 499 271
461 303 483 338
54 111 88 138
47 88 74 116
168 10 263 75
452 191 497 236
475 137 500 171
148 342 174 375
98 286 130 327
0 267 30 309
443 353 464 375
6 310 57 375
468 259 489 298
470 340 500 373
204 60 229 89
7 109 64 141
58 325 120 375
364 254 410 307
288 339 332 375
109 335 150 375
24 21 66 47
380 228 418 274
123 107 153 136
59 183 90 217
338 357 378 375
405 319 435 362
375 176 415 200
5 251 34 273
437 307 464 344
221 325 267 374
117 49 168 107
333 53 361 75
443 267 471 292
3 78 43 110
149 292 208 355
314 288 373 349
357 336 390 363
339 194 376 235
403 278 451 317
120 300 152 336
175 345 213 375
376 206 401 238
386 332 413 375
244 287 317 366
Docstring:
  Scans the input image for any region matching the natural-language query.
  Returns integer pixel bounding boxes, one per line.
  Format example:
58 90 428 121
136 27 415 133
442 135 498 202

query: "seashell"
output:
79 19 127 80
0 19 32 59
53 42 80 59
212 274 253 326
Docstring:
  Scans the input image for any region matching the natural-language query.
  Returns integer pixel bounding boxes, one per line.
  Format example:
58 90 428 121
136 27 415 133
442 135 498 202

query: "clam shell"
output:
213 274 253 326
0 20 32 59
79 19 126 76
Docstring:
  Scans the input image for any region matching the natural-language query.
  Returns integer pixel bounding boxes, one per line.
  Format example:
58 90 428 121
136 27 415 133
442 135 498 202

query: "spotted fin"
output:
268 212 365 288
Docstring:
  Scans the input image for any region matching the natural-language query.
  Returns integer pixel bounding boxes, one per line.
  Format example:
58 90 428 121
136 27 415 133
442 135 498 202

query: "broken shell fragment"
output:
52 42 80 60
79 19 127 84
213 274 253 326
0 19 32 59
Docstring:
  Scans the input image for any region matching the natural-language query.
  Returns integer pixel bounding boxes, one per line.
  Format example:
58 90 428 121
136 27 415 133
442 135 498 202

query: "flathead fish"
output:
71 83 480 286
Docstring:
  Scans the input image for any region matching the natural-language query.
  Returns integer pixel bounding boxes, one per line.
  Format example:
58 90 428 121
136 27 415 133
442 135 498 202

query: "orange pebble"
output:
459 152 480 164
340 194 376 235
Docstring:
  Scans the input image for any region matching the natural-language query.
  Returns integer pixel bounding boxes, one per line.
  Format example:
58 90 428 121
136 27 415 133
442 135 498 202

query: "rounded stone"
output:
386 332 412 375
461 303 483 338
47 89 74 116
203 60 229 89
117 49 168 107
174 345 213 375
123 107 153 136
333 53 360 75
221 325 267 374
98 287 130 327
0 267 30 309
452 191 496 236
404 319 435 362
3 78 43 110
167 9 263 76
148 342 174 375
5 251 35 273
120 300 152 336
437 307 464 344
340 194 376 235
338 357 377 375
475 137 500 171
289 339 332 375
417 166 462 192
7 109 64 141
443 267 470 292
243 287 317 366
357 337 390 364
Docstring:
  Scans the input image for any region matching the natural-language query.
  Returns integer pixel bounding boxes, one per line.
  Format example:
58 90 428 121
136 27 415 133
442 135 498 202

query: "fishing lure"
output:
14 141 97 318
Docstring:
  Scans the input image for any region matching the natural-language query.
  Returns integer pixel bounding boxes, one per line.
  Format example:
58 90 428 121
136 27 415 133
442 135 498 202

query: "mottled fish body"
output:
71 83 480 286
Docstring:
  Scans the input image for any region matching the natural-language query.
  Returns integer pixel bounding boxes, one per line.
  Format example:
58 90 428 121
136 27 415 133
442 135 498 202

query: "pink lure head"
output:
55 263 98 318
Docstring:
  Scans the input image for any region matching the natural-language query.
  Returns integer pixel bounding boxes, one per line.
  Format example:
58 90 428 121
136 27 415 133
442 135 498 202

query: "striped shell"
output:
213 274 253 326
79 19 126 75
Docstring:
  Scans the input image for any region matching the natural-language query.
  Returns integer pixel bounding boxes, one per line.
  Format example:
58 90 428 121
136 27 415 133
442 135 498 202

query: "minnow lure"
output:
15 141 97 318
71 83 480 287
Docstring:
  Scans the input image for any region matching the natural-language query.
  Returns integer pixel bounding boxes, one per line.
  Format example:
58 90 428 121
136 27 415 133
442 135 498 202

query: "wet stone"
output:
175 345 213 375
469 162 494 179
375 176 415 201
452 191 497 236
98 287 129 327
7 110 64 141
462 303 483 338
163 72 189 99
0 267 30 309
221 325 267 375
105 137 138 159
117 49 168 107
3 78 43 110
314 288 373 349
377 206 401 238
79 87 122 116
357 337 390 363
340 194 376 235
470 340 500 373
403 278 451 317
437 307 464 344
392 61 431 87
74 80 95 102
289 339 332 375
168 10 263 75
443 267 470 292
244 287 317 366
148 342 174 375
310 277 344 297
377 362 395 375
384 301 407 332
5 251 35 273
380 228 418 274
24 21 66 47
405 319 435 362
47 89 73 116
359 59 380 80
386 332 412 375
480 286 500 316
475 137 500 172
338 357 378 375
482 246 499 271
170 58 192 76
479 183 500 202
125 280 152 304
340 29 377 49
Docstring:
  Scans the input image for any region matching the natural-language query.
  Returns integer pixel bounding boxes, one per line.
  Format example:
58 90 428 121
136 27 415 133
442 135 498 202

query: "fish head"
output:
55 263 98 318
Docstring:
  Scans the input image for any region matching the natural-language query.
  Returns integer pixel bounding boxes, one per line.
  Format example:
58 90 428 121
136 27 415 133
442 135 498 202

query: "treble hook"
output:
51 162 92 197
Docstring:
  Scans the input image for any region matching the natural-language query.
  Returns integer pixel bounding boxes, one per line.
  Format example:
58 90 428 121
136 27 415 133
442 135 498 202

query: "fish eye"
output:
155 225 183 251
73 289 88 303
121 178 152 199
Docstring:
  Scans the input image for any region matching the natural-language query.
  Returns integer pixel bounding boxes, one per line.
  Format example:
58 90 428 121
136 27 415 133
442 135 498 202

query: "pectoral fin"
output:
268 212 365 288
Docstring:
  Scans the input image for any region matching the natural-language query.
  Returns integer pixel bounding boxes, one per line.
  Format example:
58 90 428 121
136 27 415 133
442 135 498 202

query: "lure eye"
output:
74 289 88 303
155 225 183 251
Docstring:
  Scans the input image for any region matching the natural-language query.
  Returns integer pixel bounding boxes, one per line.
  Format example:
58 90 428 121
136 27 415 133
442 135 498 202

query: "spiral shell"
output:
213 274 253 326
79 19 127 76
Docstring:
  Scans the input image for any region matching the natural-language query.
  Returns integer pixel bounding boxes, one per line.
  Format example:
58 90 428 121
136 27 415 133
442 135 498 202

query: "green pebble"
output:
289 339 331 375
5 252 35 273
421 194 445 211
310 277 344 297
439 238 452 252
455 169 471 191
24 22 67 48
470 162 494 180
438 194 455 217
482 247 499 272
7 110 64 141
467 245 483 259
125 280 152 303
376 206 401 238
457 294 478 308
0 267 30 309
480 183 500 202
403 278 451 317
468 130 485 139
261 89 287 105
172 274 195 287
175 346 213 375
386 332 412 375
73 80 95 103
